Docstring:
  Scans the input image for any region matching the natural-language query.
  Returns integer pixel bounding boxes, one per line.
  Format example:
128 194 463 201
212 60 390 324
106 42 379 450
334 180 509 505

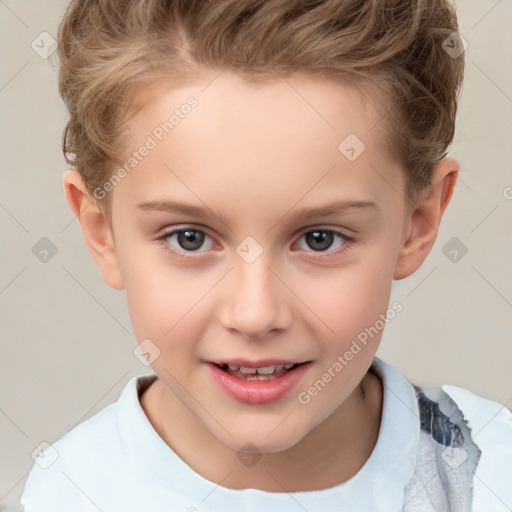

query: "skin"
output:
62 71 459 492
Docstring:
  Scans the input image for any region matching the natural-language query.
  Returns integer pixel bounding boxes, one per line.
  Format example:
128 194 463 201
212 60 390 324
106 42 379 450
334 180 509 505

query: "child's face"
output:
105 73 411 452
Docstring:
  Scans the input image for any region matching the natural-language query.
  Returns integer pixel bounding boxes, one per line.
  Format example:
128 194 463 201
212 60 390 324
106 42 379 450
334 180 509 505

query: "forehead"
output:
125 71 391 153
114 72 402 218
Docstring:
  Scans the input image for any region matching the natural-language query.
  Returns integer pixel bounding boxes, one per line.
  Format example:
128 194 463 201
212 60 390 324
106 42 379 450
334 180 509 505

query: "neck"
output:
145 370 383 492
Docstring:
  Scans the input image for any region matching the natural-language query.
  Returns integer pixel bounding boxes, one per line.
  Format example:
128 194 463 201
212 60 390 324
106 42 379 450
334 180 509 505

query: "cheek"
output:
126 275 207 378
120 244 208 354
299 256 394 346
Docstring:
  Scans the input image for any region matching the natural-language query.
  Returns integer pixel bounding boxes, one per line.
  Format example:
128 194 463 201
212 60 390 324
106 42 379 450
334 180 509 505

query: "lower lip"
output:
206 362 310 405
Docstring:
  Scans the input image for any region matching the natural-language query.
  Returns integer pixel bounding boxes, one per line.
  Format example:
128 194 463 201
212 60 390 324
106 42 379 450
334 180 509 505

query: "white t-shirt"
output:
20 357 512 511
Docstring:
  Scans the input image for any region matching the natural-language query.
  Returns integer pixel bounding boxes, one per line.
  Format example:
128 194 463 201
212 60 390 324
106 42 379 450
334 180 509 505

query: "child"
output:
21 0 512 510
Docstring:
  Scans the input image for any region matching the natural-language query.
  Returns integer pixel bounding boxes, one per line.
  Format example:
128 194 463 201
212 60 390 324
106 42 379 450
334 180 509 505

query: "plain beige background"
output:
1 0 511 508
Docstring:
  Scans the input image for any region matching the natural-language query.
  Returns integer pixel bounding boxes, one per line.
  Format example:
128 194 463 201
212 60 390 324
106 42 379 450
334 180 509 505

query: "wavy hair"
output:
57 0 465 223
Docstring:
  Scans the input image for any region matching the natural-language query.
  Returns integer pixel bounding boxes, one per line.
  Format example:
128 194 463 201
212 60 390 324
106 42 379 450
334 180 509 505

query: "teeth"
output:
256 365 278 375
233 364 289 375
240 365 284 375
239 366 257 374
219 363 300 377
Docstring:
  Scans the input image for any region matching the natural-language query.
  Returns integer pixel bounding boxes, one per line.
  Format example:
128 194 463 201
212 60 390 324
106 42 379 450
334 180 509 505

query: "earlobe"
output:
393 158 459 280
62 169 124 290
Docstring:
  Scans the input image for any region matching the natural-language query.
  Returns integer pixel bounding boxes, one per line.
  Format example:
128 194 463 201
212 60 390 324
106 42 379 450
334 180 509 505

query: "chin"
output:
213 422 308 454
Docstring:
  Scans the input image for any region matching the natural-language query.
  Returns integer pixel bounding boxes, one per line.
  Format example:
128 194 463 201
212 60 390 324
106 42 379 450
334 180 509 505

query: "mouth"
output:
212 361 305 380
206 359 312 404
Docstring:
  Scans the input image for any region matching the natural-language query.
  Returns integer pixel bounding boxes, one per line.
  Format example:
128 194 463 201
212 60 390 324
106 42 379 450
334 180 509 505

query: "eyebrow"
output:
136 199 378 221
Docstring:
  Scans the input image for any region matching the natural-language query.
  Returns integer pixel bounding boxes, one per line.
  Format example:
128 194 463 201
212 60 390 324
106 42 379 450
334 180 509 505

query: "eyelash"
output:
155 225 354 261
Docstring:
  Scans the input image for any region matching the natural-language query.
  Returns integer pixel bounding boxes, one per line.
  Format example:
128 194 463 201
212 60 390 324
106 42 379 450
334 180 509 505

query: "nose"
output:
219 255 293 341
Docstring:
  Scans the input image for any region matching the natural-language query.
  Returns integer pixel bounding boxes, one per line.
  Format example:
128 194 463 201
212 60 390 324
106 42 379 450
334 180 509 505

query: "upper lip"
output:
208 358 309 368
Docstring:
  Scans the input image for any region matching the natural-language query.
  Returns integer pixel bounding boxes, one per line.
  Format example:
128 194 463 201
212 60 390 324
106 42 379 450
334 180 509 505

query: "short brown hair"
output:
57 0 465 225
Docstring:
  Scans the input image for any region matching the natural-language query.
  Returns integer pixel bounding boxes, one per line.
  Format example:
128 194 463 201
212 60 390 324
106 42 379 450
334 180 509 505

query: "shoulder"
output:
441 384 512 432
411 381 512 445
20 376 145 511
418 383 512 512
373 358 512 510
441 385 512 511
21 402 124 511
439 384 512 455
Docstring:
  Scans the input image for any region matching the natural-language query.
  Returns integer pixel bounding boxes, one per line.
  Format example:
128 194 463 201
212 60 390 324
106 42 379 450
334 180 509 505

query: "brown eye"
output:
159 227 214 253
297 229 349 253
304 230 335 251
175 229 205 251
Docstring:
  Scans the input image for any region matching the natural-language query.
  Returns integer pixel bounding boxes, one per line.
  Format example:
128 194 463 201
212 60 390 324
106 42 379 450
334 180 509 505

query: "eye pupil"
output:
306 230 333 251
178 229 204 250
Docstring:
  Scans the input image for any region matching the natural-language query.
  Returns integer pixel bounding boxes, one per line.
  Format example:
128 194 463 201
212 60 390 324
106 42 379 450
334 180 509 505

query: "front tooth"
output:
228 363 240 371
239 366 257 374
256 365 276 375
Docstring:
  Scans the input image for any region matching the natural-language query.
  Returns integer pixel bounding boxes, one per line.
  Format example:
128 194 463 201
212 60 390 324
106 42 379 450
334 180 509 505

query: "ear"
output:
393 157 459 280
62 169 124 290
